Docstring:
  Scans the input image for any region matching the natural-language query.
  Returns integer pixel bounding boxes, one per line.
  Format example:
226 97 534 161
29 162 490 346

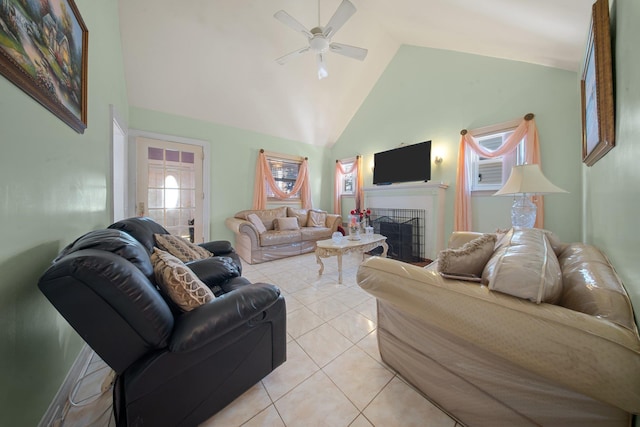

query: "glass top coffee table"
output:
315 234 388 284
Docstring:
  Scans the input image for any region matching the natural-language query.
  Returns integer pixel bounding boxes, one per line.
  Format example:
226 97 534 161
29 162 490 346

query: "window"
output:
471 129 525 191
339 159 355 195
266 154 302 200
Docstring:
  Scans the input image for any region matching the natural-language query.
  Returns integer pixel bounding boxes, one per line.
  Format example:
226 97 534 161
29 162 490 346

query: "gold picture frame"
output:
580 0 614 166
0 0 88 133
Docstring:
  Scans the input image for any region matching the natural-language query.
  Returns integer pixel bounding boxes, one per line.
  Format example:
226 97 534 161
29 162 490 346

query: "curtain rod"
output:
336 155 360 163
261 149 307 161
460 113 534 135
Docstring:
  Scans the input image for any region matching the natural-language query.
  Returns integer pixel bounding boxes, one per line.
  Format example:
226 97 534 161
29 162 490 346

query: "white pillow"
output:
308 210 327 227
247 213 267 234
482 228 563 304
274 216 300 231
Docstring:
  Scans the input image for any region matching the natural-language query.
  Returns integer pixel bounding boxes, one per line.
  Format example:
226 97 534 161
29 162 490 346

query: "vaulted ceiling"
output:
118 0 594 147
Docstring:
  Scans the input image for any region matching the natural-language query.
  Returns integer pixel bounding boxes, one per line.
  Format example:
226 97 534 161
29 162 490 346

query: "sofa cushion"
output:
151 248 215 311
260 230 302 247
154 233 213 262
287 207 308 227
247 213 267 234
235 206 287 231
300 227 332 242
274 217 300 231
308 210 327 227
559 243 636 330
482 228 562 304
437 233 496 278
541 229 569 256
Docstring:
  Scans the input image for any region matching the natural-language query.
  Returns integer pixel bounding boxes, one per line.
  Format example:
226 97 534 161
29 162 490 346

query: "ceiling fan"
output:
274 0 368 80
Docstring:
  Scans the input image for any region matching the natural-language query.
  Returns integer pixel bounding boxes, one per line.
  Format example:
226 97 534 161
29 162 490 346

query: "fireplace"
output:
363 181 448 261
368 208 425 262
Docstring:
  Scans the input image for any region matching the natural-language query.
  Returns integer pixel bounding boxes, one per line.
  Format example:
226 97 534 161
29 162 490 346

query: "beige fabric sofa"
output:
357 228 640 427
225 206 341 264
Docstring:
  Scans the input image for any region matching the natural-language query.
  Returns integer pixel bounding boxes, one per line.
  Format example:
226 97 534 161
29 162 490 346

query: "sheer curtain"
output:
252 150 312 210
334 156 363 214
454 114 543 231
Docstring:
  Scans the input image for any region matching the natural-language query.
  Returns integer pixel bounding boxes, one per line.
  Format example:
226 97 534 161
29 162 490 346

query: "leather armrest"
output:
169 282 281 352
199 240 233 254
187 256 240 289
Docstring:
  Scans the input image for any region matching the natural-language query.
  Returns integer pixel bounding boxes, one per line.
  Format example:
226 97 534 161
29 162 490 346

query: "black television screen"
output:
373 141 432 185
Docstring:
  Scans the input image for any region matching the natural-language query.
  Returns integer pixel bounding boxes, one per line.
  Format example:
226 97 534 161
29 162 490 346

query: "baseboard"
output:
38 344 94 427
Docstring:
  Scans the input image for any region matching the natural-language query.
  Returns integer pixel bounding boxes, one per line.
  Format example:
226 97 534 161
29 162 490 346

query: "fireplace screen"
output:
368 208 426 262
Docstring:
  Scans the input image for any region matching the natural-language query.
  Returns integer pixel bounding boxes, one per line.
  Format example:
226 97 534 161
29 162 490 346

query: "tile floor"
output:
52 252 462 427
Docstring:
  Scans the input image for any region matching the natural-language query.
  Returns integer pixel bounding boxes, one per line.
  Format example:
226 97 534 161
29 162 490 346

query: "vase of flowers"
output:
348 213 361 240
349 209 372 240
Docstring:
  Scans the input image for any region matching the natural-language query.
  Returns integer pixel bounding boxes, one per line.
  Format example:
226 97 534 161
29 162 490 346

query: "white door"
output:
135 137 205 243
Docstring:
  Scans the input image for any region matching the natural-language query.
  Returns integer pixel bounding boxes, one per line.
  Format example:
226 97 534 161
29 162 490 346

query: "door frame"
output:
110 105 128 222
128 129 211 242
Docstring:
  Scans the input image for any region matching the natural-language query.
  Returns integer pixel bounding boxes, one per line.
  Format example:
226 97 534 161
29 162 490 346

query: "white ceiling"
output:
118 0 594 147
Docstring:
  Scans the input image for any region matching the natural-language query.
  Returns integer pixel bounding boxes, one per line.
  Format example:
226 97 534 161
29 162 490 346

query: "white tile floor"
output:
54 252 462 427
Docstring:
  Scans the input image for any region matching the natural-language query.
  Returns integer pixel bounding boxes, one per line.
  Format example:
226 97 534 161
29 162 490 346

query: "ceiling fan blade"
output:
329 42 368 61
323 0 356 39
317 53 329 80
274 10 313 38
275 46 311 65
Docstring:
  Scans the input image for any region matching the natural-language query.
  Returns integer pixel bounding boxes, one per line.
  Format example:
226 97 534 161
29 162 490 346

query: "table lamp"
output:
493 164 567 228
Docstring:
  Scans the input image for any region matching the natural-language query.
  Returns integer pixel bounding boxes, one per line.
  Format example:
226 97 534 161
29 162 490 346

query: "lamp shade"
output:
493 164 568 196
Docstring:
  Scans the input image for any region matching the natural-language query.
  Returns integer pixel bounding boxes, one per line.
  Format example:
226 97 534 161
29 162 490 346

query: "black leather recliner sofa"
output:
38 217 286 426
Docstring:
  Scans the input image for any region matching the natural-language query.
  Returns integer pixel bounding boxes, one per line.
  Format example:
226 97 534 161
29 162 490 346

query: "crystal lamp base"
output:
511 196 537 228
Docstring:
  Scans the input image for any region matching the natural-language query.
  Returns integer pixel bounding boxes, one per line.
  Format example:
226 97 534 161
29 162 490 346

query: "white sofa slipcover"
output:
357 229 640 426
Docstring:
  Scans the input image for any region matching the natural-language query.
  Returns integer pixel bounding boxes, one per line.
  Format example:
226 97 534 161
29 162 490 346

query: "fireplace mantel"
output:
363 182 448 260
363 181 449 193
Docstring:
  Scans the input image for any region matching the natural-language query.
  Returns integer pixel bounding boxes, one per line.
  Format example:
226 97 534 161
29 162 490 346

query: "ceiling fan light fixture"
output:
317 53 328 79
309 34 329 53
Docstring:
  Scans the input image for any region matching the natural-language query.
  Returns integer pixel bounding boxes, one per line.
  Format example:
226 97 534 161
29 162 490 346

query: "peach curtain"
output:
334 156 363 214
454 115 543 231
252 150 312 210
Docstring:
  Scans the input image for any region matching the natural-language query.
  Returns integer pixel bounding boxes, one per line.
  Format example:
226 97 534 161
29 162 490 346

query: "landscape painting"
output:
0 0 87 133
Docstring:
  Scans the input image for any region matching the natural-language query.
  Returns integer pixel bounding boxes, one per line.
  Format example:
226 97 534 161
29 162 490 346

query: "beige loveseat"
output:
357 227 640 427
225 206 341 264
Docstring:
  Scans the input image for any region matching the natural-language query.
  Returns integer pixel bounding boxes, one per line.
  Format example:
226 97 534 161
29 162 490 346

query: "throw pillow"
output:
154 233 213 263
308 210 327 227
482 228 563 304
274 217 300 231
151 248 215 311
247 213 267 234
437 233 497 278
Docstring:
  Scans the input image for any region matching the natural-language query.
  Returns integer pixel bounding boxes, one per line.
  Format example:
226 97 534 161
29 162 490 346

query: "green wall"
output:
0 1 128 425
331 45 582 243
128 108 332 242
585 0 640 320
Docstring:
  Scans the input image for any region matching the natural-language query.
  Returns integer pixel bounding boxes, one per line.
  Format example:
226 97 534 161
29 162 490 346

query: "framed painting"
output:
0 0 87 133
580 0 614 166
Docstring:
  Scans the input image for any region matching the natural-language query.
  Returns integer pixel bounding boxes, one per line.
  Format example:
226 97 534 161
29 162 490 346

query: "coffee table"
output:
315 234 388 284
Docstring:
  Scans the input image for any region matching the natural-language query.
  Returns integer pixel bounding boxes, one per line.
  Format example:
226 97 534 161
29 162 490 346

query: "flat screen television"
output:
373 141 432 185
